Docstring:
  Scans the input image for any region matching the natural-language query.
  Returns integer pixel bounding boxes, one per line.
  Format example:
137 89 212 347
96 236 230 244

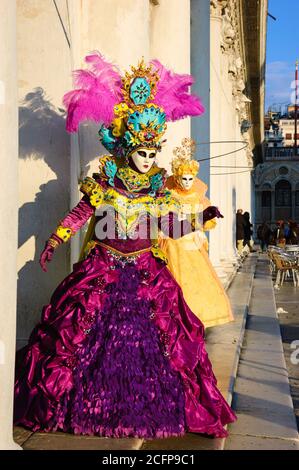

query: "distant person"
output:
269 225 276 245
257 222 271 252
275 220 286 247
243 212 254 251
288 220 299 245
236 209 245 254
284 221 291 243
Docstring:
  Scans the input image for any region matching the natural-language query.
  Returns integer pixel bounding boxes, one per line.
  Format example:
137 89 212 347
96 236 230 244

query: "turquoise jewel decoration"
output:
99 125 125 158
99 126 116 152
149 173 164 196
123 130 137 147
127 106 165 134
104 160 117 186
130 77 151 105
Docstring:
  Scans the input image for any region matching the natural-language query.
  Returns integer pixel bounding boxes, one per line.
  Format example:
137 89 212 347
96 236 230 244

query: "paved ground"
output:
224 256 299 450
275 283 299 431
13 256 256 450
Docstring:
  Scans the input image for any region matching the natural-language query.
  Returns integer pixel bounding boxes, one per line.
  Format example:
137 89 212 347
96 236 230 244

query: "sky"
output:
265 0 299 112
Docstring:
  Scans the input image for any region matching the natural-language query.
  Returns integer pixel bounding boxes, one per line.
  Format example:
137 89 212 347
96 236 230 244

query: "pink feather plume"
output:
150 59 205 121
63 52 123 132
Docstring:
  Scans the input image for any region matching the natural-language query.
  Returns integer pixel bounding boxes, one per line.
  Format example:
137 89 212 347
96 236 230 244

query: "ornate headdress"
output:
171 138 199 181
63 52 204 158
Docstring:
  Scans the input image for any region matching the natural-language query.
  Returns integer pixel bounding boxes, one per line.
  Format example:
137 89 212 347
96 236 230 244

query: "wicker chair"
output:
271 252 299 288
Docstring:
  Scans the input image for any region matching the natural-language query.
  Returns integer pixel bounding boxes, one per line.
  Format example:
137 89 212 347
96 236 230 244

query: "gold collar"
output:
117 165 163 192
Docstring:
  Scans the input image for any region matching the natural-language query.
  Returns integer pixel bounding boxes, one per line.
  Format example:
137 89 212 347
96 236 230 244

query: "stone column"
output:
209 1 228 281
0 0 21 450
68 0 84 267
150 0 191 170
218 49 236 273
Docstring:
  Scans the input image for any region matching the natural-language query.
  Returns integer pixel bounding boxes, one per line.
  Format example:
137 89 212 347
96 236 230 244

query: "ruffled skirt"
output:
14 244 236 438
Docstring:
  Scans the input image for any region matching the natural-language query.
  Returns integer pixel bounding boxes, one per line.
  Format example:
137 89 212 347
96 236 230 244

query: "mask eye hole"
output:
149 152 156 159
137 151 146 157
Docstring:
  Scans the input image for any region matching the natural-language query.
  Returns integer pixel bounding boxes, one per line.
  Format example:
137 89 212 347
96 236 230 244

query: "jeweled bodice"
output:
56 161 194 258
79 168 179 254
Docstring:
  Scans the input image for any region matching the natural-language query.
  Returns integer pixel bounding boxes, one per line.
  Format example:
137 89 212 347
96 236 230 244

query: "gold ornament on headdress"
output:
121 58 159 107
172 138 199 179
109 58 166 148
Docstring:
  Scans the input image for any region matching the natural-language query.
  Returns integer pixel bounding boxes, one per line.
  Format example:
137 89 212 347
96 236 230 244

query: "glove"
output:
38 195 95 272
39 234 62 272
203 206 223 223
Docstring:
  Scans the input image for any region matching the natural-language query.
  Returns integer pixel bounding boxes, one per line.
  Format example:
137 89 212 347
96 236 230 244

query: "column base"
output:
212 264 229 284
0 440 22 450
221 255 240 272
220 258 239 288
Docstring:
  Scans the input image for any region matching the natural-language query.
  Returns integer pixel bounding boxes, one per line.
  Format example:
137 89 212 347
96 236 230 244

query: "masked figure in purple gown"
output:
14 53 236 438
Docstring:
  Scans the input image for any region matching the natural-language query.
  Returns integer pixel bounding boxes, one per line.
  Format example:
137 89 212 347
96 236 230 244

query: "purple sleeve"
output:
59 195 95 232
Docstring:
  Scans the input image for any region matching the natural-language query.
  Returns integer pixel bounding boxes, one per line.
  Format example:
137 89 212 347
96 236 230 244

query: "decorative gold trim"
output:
88 240 152 257
48 237 60 249
83 240 167 264
80 177 105 207
56 225 74 242
80 176 99 196
151 244 168 264
121 58 159 106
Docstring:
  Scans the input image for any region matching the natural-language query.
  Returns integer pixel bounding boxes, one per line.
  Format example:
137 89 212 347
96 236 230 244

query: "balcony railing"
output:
265 147 299 160
265 132 283 141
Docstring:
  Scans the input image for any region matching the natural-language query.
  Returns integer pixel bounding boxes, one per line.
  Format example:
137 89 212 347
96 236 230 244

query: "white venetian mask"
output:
130 148 157 174
179 173 195 190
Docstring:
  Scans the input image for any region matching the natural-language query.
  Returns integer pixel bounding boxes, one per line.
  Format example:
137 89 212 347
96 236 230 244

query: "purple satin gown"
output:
14 175 236 439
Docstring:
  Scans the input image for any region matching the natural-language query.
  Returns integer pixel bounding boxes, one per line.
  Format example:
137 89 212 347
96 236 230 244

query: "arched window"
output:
261 191 271 207
275 180 291 206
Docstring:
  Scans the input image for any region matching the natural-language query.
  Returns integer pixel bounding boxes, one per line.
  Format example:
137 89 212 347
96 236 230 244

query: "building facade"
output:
254 158 299 225
280 118 299 146
0 0 267 448
255 109 299 227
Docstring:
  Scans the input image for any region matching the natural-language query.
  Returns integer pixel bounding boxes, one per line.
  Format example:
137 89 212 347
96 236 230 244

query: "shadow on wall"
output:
17 88 100 348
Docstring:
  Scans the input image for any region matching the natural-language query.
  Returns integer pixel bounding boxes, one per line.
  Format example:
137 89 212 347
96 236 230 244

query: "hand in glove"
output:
203 206 224 223
39 234 62 272
38 195 96 272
